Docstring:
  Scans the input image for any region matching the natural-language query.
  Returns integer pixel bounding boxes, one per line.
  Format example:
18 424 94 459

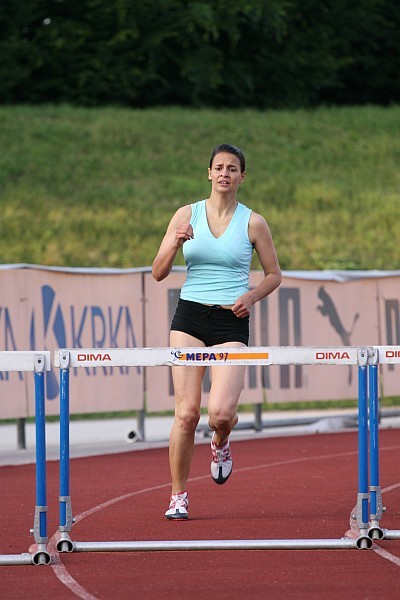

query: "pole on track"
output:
57 351 74 553
354 349 373 549
73 538 358 552
30 354 51 565
380 529 400 540
368 349 384 540
0 554 35 566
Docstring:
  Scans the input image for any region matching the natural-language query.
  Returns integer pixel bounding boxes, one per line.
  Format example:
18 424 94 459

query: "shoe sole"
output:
165 513 188 521
211 465 232 485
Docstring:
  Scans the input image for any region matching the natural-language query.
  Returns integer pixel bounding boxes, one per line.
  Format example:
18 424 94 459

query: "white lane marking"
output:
373 545 400 566
381 482 400 494
48 538 99 600
372 480 400 567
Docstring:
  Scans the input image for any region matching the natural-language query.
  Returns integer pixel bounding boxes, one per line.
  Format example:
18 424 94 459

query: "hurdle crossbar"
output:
54 345 362 368
0 351 51 372
0 351 51 567
55 346 384 553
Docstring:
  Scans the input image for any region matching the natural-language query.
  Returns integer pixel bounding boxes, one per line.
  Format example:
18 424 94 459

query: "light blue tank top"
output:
181 200 254 305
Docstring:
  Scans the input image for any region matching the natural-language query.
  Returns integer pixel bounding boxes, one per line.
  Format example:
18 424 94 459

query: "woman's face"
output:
208 152 245 194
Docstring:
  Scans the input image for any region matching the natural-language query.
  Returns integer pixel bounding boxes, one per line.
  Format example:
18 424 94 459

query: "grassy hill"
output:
1 104 399 271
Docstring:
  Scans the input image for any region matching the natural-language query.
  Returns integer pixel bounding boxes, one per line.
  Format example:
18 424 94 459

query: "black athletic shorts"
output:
170 298 249 346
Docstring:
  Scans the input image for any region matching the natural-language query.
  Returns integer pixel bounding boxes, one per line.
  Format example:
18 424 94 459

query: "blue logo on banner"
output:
28 284 138 400
0 306 23 381
30 285 66 399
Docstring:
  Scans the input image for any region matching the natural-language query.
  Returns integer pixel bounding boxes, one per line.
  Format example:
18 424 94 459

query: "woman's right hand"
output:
175 223 194 247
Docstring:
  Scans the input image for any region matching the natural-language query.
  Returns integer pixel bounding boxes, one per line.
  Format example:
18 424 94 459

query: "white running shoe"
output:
211 435 233 485
165 491 189 520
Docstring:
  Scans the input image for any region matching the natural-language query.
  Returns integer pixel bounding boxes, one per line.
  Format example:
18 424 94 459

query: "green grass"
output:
0 104 399 270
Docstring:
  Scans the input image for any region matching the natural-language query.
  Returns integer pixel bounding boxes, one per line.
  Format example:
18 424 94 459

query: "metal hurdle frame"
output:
0 351 51 566
53 345 389 553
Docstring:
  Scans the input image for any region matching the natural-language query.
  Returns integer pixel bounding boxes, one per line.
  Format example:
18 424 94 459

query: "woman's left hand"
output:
231 296 252 318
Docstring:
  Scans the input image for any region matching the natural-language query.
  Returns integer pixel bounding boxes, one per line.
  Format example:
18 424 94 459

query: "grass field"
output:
0 104 399 271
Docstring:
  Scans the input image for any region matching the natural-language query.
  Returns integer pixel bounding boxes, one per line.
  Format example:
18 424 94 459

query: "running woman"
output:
152 144 282 520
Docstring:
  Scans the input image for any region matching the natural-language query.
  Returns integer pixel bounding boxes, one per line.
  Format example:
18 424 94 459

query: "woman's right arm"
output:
152 205 193 281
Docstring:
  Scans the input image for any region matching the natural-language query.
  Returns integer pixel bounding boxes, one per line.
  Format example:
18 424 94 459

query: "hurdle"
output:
0 351 51 566
54 345 388 553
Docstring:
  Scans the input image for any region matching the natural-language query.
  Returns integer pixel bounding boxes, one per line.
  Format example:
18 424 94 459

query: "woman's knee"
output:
174 405 200 433
208 407 237 431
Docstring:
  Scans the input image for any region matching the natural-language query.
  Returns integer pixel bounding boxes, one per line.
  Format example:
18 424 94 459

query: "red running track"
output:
1 429 400 599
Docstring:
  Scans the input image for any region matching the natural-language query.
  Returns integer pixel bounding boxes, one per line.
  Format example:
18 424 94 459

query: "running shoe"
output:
211 435 233 484
165 491 189 520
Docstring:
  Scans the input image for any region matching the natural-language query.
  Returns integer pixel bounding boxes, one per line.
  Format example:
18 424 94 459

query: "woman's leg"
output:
208 341 247 445
169 330 206 494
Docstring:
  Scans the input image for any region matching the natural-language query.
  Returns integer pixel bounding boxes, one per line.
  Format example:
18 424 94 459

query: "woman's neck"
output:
207 192 238 216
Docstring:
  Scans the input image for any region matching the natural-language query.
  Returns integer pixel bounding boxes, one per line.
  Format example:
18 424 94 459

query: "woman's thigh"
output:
208 341 247 416
170 330 206 414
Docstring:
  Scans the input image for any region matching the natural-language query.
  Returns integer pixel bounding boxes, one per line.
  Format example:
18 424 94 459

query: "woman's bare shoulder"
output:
173 204 193 221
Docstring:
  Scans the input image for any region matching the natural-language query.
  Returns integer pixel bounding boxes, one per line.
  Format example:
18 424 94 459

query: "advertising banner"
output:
377 277 400 397
0 268 31 418
1 266 399 419
262 275 378 402
0 266 144 418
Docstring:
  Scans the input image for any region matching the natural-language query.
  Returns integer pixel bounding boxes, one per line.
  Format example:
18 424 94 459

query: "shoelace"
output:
212 441 231 463
169 493 188 509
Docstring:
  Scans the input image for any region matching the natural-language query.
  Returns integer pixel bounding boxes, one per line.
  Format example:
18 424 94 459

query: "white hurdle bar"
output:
73 539 358 552
0 351 52 566
54 345 396 553
54 345 362 368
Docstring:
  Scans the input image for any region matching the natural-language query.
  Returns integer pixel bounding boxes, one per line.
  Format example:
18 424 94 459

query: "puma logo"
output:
317 286 359 384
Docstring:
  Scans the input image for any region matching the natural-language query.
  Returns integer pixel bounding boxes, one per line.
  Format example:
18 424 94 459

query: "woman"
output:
152 143 282 520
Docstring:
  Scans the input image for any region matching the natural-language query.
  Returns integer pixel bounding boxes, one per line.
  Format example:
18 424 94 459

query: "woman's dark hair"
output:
209 144 246 173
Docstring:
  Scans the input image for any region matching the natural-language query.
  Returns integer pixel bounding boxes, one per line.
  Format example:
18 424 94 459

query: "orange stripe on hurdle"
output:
225 353 269 360
177 352 269 361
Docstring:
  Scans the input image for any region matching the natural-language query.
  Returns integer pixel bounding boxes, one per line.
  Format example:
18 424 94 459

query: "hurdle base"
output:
28 543 51 565
56 531 74 553
368 520 384 540
72 537 359 552
355 535 373 549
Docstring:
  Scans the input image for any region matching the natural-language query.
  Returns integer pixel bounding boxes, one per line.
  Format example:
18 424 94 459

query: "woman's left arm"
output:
231 212 282 318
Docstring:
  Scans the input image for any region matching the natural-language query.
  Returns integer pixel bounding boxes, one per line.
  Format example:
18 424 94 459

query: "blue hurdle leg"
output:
57 353 74 552
32 355 51 564
355 351 372 549
368 356 384 540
